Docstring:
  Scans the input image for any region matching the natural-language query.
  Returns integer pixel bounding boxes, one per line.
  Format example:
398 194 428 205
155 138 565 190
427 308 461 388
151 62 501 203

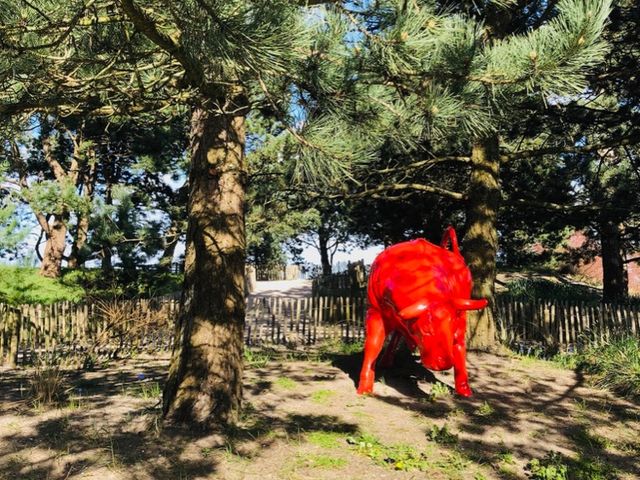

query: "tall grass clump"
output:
29 363 68 408
577 335 640 399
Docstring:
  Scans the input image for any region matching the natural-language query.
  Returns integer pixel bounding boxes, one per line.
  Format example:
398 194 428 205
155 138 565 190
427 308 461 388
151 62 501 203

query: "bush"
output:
500 278 600 303
0 266 84 305
576 335 640 400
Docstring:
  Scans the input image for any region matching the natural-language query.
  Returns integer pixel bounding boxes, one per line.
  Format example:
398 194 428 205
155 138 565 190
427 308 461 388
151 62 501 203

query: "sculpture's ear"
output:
398 300 429 319
452 298 488 311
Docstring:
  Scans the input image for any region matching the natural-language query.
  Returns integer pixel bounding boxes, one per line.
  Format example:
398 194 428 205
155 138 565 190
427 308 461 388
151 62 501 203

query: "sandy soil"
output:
0 350 638 480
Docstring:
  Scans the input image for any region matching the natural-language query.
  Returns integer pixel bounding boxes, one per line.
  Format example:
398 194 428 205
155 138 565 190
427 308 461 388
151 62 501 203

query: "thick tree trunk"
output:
318 227 332 276
599 217 627 302
39 214 68 278
68 162 96 269
68 214 90 269
163 101 247 427
463 137 500 350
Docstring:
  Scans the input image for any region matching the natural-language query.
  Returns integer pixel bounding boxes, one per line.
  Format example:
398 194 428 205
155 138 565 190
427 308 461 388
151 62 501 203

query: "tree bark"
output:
39 214 68 278
318 227 332 276
68 158 97 269
463 137 500 350
163 100 248 427
599 217 627 302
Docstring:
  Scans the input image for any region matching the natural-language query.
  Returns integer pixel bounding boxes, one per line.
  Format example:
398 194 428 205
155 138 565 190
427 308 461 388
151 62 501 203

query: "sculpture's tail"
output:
440 225 460 255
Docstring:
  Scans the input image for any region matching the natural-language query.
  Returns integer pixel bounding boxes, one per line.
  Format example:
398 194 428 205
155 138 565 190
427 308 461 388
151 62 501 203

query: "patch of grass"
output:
29 364 68 408
575 335 640 400
302 454 347 469
0 266 84 305
570 427 613 452
66 394 85 410
526 451 618 480
310 389 335 405
306 431 344 449
348 433 431 471
128 381 162 399
426 424 458 445
244 348 273 368
274 377 297 390
430 382 451 399
474 401 495 417
201 447 214 458
317 339 364 357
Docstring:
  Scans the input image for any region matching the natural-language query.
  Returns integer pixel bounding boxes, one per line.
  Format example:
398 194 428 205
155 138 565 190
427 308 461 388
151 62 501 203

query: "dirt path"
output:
249 280 312 298
0 351 638 479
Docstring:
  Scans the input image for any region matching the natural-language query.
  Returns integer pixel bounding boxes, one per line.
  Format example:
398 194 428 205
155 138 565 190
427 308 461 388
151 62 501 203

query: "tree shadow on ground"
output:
329 349 640 479
0 360 359 480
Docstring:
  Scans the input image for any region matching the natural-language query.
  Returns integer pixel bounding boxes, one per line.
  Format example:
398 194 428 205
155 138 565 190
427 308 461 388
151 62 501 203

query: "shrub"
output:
0 266 84 305
500 278 600 303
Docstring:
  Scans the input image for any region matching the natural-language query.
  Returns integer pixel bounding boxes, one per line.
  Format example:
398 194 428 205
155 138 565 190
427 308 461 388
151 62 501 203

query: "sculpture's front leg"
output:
452 333 472 397
357 308 386 395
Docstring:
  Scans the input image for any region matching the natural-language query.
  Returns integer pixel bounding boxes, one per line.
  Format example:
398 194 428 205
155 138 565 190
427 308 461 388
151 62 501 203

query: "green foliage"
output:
347 433 431 471
346 432 470 473
61 267 182 299
429 382 452 399
243 348 273 369
128 381 162 400
0 203 26 255
527 452 569 480
500 278 601 303
273 377 297 390
427 424 459 445
317 339 363 357
0 266 84 305
526 451 617 480
306 431 344 449
310 389 335 405
575 335 640 399
300 454 347 469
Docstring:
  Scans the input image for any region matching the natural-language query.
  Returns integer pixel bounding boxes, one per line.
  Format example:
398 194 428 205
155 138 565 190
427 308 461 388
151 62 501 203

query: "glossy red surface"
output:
357 227 487 397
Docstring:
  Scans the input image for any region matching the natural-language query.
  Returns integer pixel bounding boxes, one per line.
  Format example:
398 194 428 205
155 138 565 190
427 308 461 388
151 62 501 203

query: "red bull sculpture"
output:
357 226 488 397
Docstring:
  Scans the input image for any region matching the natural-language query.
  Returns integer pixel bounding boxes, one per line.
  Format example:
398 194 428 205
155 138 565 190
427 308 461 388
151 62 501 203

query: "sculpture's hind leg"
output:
357 308 386 395
378 331 401 368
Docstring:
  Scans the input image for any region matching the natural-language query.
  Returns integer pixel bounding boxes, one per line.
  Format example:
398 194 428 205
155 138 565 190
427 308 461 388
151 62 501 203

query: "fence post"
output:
7 308 21 367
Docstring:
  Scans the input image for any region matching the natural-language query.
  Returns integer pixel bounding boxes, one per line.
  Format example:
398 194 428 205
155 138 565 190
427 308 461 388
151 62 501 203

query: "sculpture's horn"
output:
398 301 429 319
452 298 488 311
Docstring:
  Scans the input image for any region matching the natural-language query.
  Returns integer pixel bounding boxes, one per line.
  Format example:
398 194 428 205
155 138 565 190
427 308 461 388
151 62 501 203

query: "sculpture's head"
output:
399 298 487 371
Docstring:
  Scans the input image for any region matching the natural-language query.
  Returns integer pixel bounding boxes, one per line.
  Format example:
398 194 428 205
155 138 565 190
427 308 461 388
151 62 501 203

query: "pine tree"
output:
327 0 612 347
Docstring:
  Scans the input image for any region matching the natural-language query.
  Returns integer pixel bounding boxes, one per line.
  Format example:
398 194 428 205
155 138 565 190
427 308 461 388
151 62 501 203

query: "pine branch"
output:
117 0 209 92
309 183 465 201
500 131 640 161
375 155 471 174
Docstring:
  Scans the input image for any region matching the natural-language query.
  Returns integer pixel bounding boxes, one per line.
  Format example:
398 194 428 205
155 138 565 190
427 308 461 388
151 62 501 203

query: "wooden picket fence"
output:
494 297 640 347
2 295 640 367
245 296 367 346
0 297 178 368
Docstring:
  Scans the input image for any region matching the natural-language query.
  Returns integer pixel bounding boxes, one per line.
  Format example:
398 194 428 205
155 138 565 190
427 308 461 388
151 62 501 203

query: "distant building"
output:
564 231 640 295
